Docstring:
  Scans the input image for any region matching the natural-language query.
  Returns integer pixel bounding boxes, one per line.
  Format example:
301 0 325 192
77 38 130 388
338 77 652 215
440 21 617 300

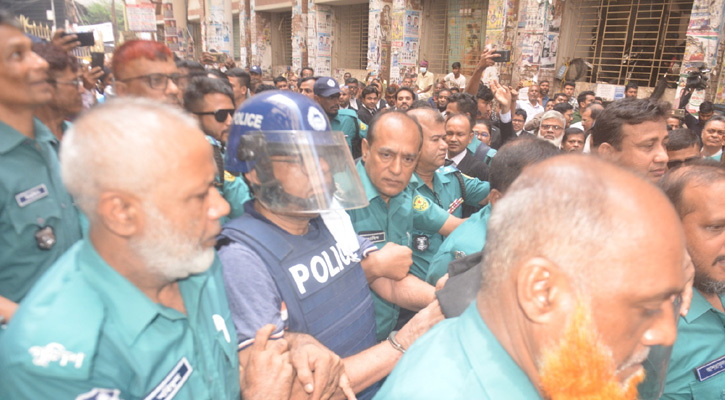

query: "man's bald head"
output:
479 155 687 395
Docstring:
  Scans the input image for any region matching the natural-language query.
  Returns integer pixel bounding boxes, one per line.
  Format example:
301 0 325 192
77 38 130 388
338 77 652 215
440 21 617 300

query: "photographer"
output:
678 67 715 137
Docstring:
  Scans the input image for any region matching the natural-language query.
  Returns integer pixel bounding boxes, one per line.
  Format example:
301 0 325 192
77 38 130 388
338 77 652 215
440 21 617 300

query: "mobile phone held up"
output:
61 31 95 47
492 50 511 63
91 52 104 69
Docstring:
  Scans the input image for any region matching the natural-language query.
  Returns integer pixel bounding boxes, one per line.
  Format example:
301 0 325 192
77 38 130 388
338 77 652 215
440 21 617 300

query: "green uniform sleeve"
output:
426 247 456 285
222 171 252 219
412 193 449 234
463 177 490 206
0 366 127 400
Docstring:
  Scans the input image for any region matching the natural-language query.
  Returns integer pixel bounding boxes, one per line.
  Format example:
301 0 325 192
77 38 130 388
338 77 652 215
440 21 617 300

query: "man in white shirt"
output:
515 84 544 123
443 62 466 90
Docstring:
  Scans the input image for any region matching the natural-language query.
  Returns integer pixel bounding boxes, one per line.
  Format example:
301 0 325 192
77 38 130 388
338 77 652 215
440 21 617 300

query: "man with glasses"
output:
666 128 701 170
0 10 82 327
537 110 566 149
32 42 84 141
183 77 250 220
112 40 181 106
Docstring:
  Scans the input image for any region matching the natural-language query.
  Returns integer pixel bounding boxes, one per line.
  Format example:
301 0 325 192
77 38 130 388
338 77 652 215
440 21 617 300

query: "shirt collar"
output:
683 289 725 324
0 118 56 154
78 239 211 345
458 302 542 398
356 160 382 202
450 149 467 166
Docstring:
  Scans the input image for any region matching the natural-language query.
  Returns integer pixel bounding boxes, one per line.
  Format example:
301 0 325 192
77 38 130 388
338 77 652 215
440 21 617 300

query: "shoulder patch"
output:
223 171 235 182
461 172 474 180
413 195 430 212
360 121 368 131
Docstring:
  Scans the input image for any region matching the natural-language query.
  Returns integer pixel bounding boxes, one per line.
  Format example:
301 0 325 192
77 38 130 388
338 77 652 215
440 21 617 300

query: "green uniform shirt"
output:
659 290 725 399
0 240 241 400
467 136 482 154
0 119 82 302
348 161 449 341
332 109 368 154
705 152 723 162
427 204 492 285
205 135 252 223
374 301 542 399
409 167 489 280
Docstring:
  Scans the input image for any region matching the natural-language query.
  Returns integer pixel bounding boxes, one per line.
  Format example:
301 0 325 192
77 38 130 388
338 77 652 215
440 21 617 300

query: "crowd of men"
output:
1 8 725 399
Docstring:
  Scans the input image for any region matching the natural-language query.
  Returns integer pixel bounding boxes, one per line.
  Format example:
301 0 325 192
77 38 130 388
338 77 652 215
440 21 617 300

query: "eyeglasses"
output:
541 124 563 131
49 78 82 87
194 109 235 123
473 131 490 138
118 73 181 90
666 156 700 170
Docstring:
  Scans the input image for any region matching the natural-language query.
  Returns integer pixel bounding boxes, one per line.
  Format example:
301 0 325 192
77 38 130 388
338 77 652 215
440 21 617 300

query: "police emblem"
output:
412 195 429 211
454 251 466 259
224 171 235 182
413 235 429 252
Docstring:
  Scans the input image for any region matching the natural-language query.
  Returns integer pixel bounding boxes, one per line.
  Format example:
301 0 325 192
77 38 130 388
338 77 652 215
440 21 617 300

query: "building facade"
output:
154 0 724 106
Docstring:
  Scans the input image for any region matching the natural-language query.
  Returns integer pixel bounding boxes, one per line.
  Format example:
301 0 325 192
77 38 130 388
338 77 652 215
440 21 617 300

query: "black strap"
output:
452 170 467 203
211 144 225 190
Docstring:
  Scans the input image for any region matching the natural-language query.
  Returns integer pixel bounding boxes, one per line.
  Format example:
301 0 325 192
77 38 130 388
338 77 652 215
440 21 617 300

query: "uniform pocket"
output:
7 183 62 235
689 369 725 399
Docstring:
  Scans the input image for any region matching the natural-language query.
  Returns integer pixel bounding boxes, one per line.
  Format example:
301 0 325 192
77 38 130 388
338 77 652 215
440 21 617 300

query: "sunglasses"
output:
194 109 235 122
666 156 699 170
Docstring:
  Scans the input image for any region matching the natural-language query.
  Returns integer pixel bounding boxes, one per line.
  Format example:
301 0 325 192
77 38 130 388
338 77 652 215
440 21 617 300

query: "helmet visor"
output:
244 130 369 213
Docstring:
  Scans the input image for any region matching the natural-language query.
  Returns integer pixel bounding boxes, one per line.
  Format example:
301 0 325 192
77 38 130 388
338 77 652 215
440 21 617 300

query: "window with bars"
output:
334 4 369 70
572 0 693 87
233 15 241 61
422 1 449 74
271 12 293 68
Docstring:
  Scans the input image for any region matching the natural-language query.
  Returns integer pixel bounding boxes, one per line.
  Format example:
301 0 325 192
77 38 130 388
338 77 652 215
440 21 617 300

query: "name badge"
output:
359 230 385 244
144 358 193 400
15 184 48 208
695 355 725 382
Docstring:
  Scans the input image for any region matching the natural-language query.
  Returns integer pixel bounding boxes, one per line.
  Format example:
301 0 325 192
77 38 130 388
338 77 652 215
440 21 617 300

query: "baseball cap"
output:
313 77 341 97
250 66 262 75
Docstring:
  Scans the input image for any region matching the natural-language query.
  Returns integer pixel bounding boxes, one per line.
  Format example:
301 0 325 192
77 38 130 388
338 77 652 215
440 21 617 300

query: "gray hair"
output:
540 110 566 128
480 155 628 291
61 97 200 216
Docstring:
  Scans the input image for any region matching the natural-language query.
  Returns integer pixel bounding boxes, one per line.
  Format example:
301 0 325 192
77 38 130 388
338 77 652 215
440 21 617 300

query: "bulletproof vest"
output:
220 212 377 358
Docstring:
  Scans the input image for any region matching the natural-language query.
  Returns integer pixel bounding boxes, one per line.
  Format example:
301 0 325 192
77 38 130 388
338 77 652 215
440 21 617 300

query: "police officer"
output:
314 76 368 158
0 98 298 399
218 91 442 400
406 107 489 281
0 10 82 324
430 138 560 305
349 110 464 341
183 76 251 220
656 161 725 398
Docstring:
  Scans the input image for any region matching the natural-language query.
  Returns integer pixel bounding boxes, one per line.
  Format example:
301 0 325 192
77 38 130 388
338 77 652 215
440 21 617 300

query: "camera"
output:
685 66 710 90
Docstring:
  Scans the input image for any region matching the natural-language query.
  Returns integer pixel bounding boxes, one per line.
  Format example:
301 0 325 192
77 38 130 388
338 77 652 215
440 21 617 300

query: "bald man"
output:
376 155 689 399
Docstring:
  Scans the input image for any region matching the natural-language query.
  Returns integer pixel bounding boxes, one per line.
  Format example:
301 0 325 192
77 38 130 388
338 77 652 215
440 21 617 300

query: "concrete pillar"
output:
367 0 393 83
291 0 306 72
678 0 725 108
389 0 421 84
203 0 234 56
511 0 565 87
482 0 516 85
238 0 250 68
249 4 272 74
162 0 189 58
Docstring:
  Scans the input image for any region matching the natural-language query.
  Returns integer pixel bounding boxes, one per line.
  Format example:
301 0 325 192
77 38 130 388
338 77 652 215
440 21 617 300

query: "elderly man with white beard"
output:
0 98 343 400
537 110 566 149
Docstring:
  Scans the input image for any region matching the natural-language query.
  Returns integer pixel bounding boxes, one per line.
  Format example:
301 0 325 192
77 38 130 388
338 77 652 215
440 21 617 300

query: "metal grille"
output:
335 4 369 69
572 0 693 87
446 0 487 77
281 13 292 66
424 1 449 74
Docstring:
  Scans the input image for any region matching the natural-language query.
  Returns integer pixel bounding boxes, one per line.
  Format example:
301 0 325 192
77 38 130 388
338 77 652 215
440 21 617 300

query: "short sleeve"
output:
0 367 127 400
412 193 449 234
218 242 285 349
